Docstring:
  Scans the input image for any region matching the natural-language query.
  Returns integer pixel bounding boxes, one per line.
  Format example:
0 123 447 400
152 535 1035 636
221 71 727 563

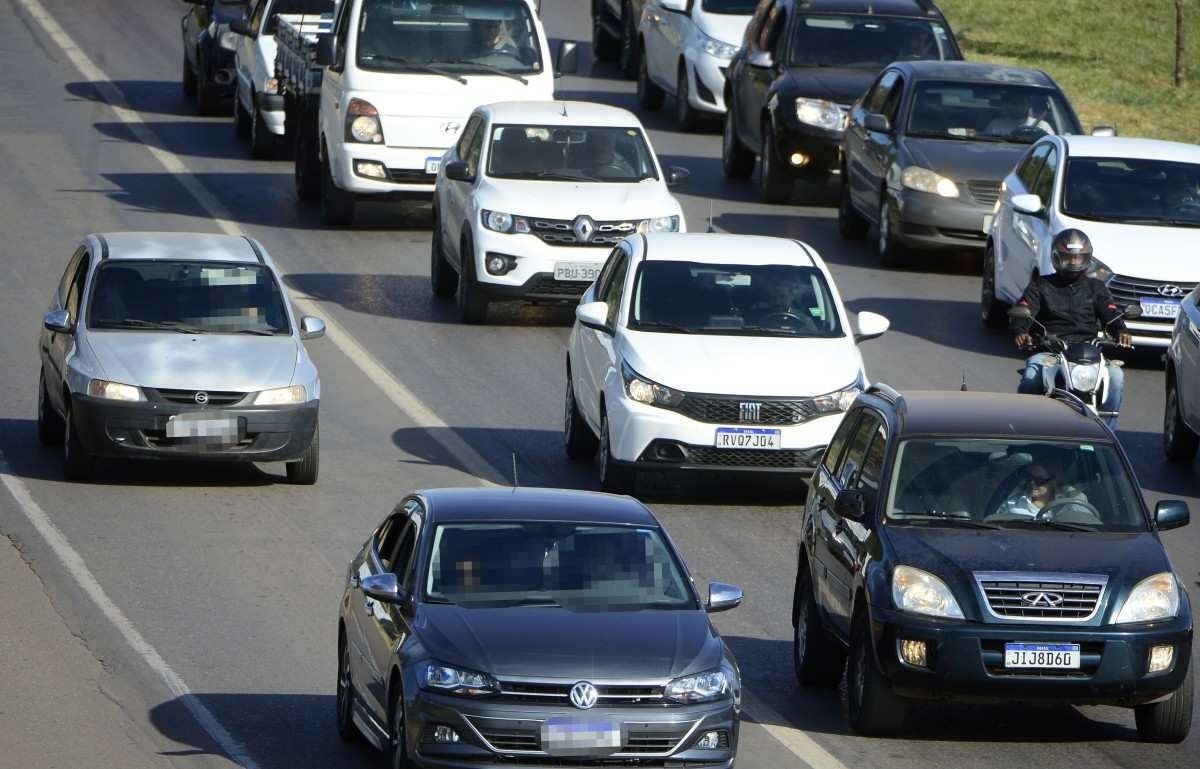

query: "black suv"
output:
180 0 245 114
792 385 1194 742
722 0 962 203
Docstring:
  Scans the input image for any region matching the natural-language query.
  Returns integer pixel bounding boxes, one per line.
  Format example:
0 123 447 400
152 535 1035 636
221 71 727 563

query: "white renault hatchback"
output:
432 100 688 323
564 233 890 492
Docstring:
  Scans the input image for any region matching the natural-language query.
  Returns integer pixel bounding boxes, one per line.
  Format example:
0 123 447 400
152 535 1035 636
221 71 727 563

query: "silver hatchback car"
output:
37 232 325 483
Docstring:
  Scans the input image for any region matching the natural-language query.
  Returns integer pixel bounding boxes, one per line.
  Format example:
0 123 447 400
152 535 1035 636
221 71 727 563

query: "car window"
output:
743 0 773 47
879 75 905 124
486 124 659 183
464 121 485 178
593 246 625 300
332 0 352 67
1061 157 1200 226
864 70 898 114
755 2 781 50
456 115 482 159
389 521 418 584
58 246 86 307
849 421 888 507
1015 143 1051 191
1031 146 1059 205
837 411 882 487
264 0 334 36
789 14 955 69
64 251 90 322
602 253 629 327
905 85 1075 142
247 0 270 36
822 410 861 474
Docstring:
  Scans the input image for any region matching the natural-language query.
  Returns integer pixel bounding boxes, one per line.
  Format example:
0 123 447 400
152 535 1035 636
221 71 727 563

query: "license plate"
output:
715 427 781 450
541 717 621 756
425 156 441 175
1139 297 1180 319
1003 642 1081 669
166 414 239 441
554 262 602 282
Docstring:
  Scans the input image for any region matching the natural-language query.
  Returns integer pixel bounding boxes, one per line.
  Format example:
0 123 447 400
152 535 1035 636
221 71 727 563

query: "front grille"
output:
530 217 638 247
677 394 820 426
524 276 593 298
465 716 699 758
385 167 436 185
477 725 540 751
686 446 817 469
153 388 246 406
967 180 1001 206
936 226 988 242
496 681 663 706
975 572 1107 622
1108 274 1195 324
981 640 1104 678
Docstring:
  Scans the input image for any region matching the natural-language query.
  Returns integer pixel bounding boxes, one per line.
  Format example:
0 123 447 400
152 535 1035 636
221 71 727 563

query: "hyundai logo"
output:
1157 284 1186 298
440 121 462 136
1021 591 1064 607
739 402 762 423
572 215 596 243
569 681 598 710
194 391 209 405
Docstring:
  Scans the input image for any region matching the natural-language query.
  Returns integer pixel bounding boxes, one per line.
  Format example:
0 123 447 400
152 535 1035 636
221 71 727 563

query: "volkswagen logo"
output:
572 215 596 243
739 402 762 423
440 121 462 136
569 681 598 710
194 391 209 405
1157 284 1186 298
1021 591 1064 607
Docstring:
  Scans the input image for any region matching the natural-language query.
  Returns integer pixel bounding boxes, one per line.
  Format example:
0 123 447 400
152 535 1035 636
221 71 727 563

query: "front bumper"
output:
255 92 287 135
894 189 993 251
687 53 732 114
872 606 1193 706
771 120 843 180
472 228 612 300
332 142 446 198
70 393 318 462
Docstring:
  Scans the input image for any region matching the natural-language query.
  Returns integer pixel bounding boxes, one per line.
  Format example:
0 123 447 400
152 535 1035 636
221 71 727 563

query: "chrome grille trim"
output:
461 715 702 758
677 393 820 425
530 217 638 247
1107 275 1196 325
974 571 1108 623
496 680 664 705
967 180 1001 206
153 388 246 406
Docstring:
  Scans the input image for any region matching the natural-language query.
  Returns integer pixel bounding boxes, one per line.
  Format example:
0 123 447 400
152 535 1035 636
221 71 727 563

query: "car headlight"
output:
87 379 144 402
420 662 499 696
665 669 730 703
1067 363 1101 392
1086 257 1112 284
1115 573 1180 624
892 565 964 619
699 33 739 60
219 30 239 51
901 166 960 198
345 98 384 144
637 215 679 234
481 210 530 234
794 98 845 131
621 361 684 407
812 382 863 414
253 385 307 405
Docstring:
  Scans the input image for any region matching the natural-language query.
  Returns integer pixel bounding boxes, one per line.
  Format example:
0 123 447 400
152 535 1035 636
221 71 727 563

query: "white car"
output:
636 0 754 130
982 135 1200 347
564 232 890 493
431 100 689 323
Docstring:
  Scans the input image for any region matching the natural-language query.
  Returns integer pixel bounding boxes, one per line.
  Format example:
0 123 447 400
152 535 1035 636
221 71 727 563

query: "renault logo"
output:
440 121 461 136
1157 284 1186 298
194 391 209 405
739 402 762 423
1021 591 1064 607
569 681 598 709
572 215 596 243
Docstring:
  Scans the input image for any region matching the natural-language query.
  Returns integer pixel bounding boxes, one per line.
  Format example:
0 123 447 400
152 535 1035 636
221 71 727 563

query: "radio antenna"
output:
705 200 715 233
511 452 520 487
960 370 969 391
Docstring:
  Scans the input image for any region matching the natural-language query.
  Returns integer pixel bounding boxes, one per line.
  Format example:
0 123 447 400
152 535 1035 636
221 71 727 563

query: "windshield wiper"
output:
997 518 1098 532
234 328 281 336
1116 217 1200 228
535 170 601 182
893 512 1000 529
441 58 528 84
632 320 694 333
103 319 209 334
359 55 467 84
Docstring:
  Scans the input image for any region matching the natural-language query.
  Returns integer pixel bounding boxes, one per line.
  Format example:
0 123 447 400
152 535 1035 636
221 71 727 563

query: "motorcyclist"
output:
1011 229 1132 428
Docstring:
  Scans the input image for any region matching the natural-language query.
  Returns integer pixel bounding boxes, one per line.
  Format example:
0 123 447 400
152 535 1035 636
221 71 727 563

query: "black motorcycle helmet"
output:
1050 229 1093 278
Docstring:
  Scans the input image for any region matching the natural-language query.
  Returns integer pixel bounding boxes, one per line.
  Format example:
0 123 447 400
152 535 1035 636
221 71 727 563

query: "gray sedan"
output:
37 232 325 483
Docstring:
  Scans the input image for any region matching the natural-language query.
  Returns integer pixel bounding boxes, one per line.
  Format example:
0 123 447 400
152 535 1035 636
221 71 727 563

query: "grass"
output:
937 0 1200 143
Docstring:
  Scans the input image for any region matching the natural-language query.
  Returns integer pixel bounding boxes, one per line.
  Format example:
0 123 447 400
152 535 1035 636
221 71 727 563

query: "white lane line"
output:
0 449 259 769
743 692 850 769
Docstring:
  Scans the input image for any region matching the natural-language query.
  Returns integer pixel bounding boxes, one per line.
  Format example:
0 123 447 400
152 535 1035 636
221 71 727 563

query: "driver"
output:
1164 167 1200 216
986 91 1054 136
586 131 635 178
996 462 1086 518
475 17 519 57
749 271 814 323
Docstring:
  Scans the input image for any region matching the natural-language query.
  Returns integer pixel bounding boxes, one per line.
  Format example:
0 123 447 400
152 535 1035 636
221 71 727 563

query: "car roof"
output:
480 101 645 129
419 487 660 526
93 232 264 264
638 233 817 267
785 0 946 18
1059 135 1200 164
874 390 1112 441
896 60 1055 87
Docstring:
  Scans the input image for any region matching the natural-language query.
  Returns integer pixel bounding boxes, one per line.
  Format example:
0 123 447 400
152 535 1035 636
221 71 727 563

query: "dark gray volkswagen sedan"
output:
336 487 743 768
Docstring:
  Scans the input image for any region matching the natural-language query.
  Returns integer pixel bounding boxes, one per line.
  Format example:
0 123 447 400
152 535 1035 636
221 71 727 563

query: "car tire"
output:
675 65 701 131
980 244 1008 328
62 404 93 482
234 89 252 140
182 51 197 99
320 149 356 226
793 570 845 687
286 423 319 485
37 371 64 446
759 123 792 204
389 684 410 769
456 237 490 324
598 410 635 494
877 194 906 268
837 180 869 241
619 4 639 79
1163 374 1199 462
592 7 619 61
251 104 279 159
429 216 459 299
1135 660 1193 743
194 54 224 116
294 118 321 202
636 47 665 110
335 634 360 742
845 613 908 736
722 108 754 179
564 370 600 460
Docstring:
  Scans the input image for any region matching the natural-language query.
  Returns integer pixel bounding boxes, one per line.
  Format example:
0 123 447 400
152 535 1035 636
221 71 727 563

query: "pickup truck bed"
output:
274 12 333 98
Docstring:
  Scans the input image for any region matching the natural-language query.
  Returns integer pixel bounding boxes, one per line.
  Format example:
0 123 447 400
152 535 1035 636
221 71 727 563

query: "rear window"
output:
789 14 957 69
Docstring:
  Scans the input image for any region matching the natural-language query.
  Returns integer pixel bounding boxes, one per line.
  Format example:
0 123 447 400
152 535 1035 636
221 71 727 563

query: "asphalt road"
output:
0 1 1196 768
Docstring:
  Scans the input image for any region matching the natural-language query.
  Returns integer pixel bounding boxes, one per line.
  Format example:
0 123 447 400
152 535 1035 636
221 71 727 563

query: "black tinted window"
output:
837 412 881 487
1016 144 1051 190
906 85 1076 142
789 15 955 68
1062 157 1200 226
703 0 759 13
487 125 658 183
822 411 860 473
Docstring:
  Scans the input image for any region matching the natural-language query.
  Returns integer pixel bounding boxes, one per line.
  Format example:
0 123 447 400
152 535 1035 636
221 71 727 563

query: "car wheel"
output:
675 65 700 131
320 149 356 226
37 371 64 446
618 5 639 79
456 237 489 324
388 684 410 769
1163 375 1199 462
722 108 754 179
294 117 321 202
194 54 225 116
251 104 279 159
598 410 635 494
182 50 197 99
845 613 908 736
429 216 459 298
1135 659 1193 743
877 194 905 268
564 370 600 460
592 7 619 61
759 123 792 204
62 404 93 482
979 245 1009 328
837 179 869 241
335 634 360 742
234 88 252 140
793 571 845 687
285 422 319 485
636 47 665 110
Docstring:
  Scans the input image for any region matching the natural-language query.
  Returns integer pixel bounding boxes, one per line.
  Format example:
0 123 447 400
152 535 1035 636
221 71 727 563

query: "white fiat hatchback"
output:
564 232 890 493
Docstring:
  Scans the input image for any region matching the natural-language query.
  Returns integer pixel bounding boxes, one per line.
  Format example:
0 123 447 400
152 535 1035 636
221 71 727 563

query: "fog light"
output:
485 254 511 275
899 638 927 667
789 152 809 167
433 725 460 744
695 730 725 750
354 160 387 179
1148 644 1174 673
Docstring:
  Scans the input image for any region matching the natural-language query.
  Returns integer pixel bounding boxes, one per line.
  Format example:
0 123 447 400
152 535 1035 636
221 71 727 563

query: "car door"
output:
640 1 671 87
42 246 87 414
806 408 859 626
845 71 891 211
444 115 484 269
1176 292 1200 429
654 0 691 90
235 0 269 113
996 142 1053 301
319 0 353 171
1025 144 1060 277
852 70 901 216
735 0 783 150
578 246 630 428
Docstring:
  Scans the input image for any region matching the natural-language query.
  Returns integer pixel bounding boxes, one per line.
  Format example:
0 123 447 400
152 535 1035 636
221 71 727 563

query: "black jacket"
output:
1010 274 1127 344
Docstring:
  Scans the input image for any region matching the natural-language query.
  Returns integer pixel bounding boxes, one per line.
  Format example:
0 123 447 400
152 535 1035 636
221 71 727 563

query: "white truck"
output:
274 0 576 226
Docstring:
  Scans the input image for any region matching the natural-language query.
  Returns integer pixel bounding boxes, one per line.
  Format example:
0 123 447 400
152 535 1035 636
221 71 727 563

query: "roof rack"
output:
867 382 906 413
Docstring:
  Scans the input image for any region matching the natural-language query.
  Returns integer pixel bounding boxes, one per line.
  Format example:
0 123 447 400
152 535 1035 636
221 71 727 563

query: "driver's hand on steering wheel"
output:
1014 333 1035 350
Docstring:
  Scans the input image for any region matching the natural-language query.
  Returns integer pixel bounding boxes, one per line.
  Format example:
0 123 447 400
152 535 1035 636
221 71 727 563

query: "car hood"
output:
695 12 752 46
477 178 681 222
623 333 861 397
84 332 299 392
415 605 724 680
1059 218 1200 282
781 67 877 106
903 137 1029 184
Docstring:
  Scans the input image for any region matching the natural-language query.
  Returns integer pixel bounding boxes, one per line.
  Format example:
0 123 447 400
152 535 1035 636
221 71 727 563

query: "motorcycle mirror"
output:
1007 306 1033 320
1122 304 1142 320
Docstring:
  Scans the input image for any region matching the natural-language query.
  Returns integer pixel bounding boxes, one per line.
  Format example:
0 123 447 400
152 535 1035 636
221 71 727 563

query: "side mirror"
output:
706 582 743 613
666 166 690 187
747 49 773 69
43 309 72 333
575 301 611 333
315 33 336 67
229 17 252 36
1007 305 1033 320
1011 193 1044 216
863 113 891 133
661 0 689 11
444 160 474 183
361 573 404 602
300 316 326 340
1121 304 1142 321
834 489 868 522
1090 125 1117 137
1155 500 1190 530
854 311 889 342
555 41 579 78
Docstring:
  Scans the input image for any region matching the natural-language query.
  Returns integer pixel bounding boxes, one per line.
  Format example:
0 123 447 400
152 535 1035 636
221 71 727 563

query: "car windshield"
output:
789 15 955 69
906 84 1076 142
424 522 698 610
702 0 758 13
885 439 1149 532
629 262 843 337
264 0 334 35
87 261 291 335
486 125 658 182
356 0 543 75
1061 157 1200 227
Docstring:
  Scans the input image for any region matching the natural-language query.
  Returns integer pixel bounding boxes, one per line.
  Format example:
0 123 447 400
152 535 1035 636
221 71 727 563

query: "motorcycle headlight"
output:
345 98 384 144
87 379 144 402
637 215 680 234
1086 257 1113 284
812 382 863 414
1067 363 1101 393
901 166 960 198
1115 573 1180 624
621 361 684 407
664 669 730 703
794 98 846 132
481 210 530 234
700 33 739 60
253 385 307 405
219 30 239 51
892 565 964 619
420 662 499 697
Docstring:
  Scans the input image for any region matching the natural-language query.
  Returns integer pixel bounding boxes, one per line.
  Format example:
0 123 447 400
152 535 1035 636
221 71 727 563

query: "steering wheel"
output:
1036 497 1102 523
762 311 807 325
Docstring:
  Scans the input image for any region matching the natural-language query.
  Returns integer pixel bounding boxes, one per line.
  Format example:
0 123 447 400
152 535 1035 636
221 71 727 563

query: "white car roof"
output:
1061 136 1200 164
638 233 818 267
480 100 645 129
95 232 265 264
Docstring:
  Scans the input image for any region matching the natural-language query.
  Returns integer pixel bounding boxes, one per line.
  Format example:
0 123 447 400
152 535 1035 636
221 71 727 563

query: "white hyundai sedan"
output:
564 233 890 493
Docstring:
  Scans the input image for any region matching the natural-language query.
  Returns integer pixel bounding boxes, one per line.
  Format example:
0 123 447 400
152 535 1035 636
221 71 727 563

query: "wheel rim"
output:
563 382 575 440
391 701 405 769
723 113 734 159
677 70 688 123
853 640 867 709
598 418 610 483
981 250 995 314
878 201 889 254
337 645 351 724
761 130 772 189
1166 384 1179 440
794 600 808 664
